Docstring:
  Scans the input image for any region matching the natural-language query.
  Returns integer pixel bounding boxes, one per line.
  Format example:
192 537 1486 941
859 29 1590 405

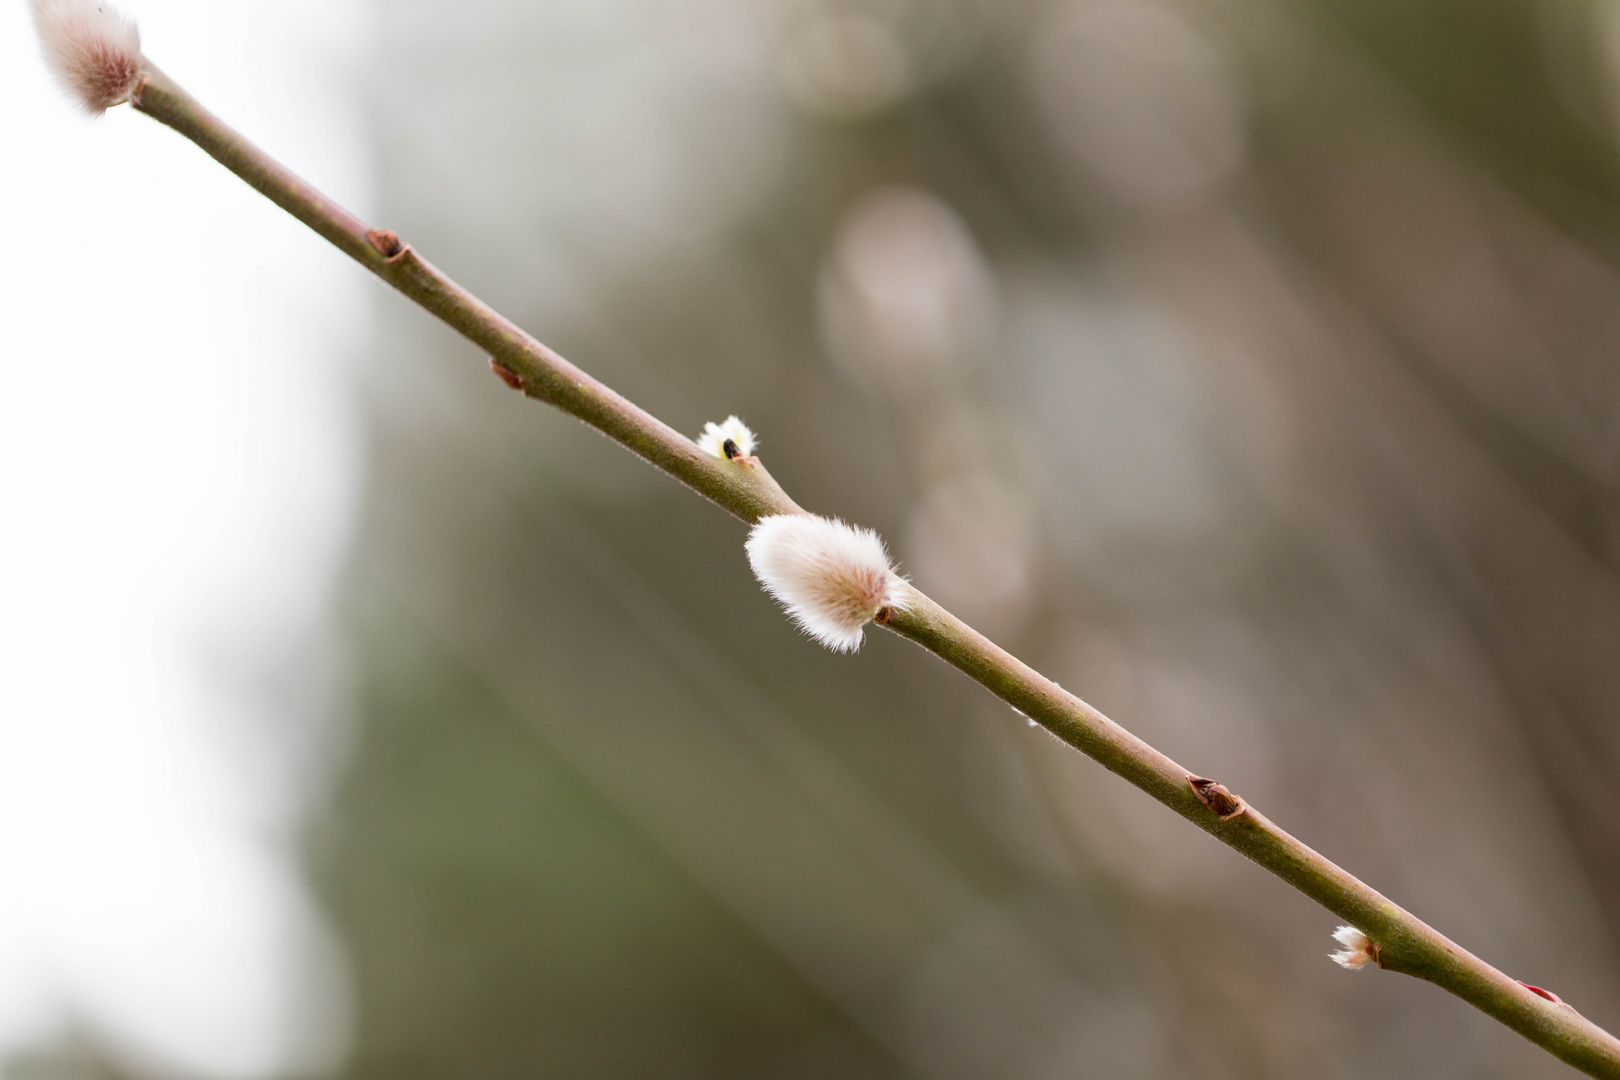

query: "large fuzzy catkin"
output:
746 514 908 653
31 0 142 114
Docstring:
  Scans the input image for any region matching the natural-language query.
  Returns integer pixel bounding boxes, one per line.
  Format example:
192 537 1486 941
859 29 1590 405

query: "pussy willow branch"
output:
125 61 1620 1078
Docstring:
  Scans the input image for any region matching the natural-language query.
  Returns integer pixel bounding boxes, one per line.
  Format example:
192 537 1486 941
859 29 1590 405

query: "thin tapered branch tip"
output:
32 0 142 114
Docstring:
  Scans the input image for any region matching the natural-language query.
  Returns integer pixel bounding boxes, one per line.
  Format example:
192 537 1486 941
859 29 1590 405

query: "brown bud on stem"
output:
1189 776 1246 821
490 360 524 391
365 228 404 258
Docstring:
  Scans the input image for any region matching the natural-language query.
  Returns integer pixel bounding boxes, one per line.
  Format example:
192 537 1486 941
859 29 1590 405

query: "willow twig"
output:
85 56 1620 1079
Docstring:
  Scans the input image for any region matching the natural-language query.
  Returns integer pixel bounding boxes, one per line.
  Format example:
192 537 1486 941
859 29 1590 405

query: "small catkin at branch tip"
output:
1330 925 1379 970
746 514 908 653
31 0 141 114
697 416 756 459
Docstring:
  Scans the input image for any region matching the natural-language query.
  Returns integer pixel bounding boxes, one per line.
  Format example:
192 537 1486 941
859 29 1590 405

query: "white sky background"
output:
0 0 367 1074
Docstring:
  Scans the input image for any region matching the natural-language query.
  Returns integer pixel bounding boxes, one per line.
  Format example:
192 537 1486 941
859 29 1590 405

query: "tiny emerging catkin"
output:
31 0 141 114
697 416 756 459
746 513 908 653
1330 925 1378 970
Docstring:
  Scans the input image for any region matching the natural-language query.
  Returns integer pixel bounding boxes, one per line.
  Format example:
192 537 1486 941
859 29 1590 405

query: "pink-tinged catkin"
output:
1329 925 1378 970
31 0 142 115
746 514 908 653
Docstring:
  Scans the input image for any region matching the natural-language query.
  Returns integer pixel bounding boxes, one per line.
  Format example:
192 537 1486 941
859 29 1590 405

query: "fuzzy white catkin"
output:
746 514 908 653
1329 925 1376 970
32 0 142 114
697 416 756 459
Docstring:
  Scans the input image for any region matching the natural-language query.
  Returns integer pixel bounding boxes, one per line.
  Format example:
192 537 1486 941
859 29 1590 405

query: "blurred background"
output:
6 0 1620 1076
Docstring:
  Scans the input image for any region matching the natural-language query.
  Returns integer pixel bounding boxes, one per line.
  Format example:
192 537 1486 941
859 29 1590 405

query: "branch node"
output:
365 227 405 258
1520 982 1566 1005
1189 775 1246 821
489 359 524 391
